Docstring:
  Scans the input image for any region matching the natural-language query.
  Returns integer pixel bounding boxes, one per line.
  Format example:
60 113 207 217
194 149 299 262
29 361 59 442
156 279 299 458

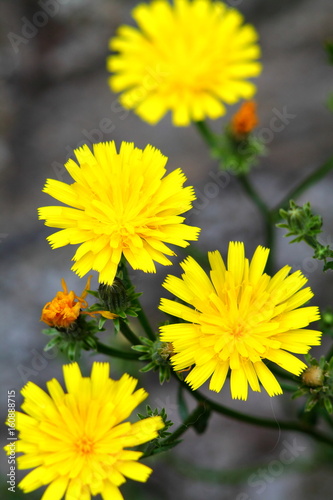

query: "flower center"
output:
75 435 94 455
231 323 245 339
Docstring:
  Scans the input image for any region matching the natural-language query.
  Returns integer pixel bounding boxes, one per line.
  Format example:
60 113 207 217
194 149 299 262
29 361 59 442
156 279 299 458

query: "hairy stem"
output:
162 403 209 446
176 376 333 447
276 156 333 214
121 260 156 341
95 341 140 360
119 319 142 345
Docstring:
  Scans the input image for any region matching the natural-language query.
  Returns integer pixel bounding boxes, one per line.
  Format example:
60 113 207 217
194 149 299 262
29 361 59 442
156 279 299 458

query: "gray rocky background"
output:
1 0 333 499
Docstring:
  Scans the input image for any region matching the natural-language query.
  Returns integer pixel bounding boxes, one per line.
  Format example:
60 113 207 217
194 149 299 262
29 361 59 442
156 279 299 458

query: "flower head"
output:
41 277 91 328
41 277 116 329
38 141 199 285
6 362 164 500
107 0 262 126
230 100 258 137
159 242 322 400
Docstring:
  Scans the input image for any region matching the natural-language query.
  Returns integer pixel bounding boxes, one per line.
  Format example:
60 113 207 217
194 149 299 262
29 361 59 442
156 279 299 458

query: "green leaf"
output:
131 345 149 353
323 261 333 272
328 356 333 371
139 361 156 373
98 317 107 330
84 336 97 349
324 397 333 414
291 388 308 399
67 342 78 362
159 365 171 384
113 318 120 332
42 327 59 336
44 337 61 350
304 396 318 412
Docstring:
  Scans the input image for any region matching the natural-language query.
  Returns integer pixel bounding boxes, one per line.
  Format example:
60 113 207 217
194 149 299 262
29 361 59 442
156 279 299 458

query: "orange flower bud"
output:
231 100 258 137
41 277 91 328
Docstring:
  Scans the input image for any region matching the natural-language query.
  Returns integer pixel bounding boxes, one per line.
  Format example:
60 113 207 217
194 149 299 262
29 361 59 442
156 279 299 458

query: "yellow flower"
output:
6 362 164 500
159 242 322 400
230 100 258 137
38 141 199 285
41 277 116 328
107 0 262 126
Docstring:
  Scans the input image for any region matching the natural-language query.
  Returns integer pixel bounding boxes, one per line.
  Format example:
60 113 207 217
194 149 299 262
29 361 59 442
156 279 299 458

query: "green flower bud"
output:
98 278 128 314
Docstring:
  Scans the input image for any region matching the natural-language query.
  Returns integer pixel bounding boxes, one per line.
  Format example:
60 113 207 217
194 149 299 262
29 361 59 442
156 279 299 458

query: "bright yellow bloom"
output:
6 362 164 500
38 141 199 285
107 0 262 126
159 242 322 400
231 100 258 137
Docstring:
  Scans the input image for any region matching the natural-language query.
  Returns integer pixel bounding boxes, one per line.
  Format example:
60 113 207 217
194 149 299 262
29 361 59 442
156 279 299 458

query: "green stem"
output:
275 156 333 215
194 120 218 149
161 403 208 446
194 120 275 271
119 319 142 345
136 306 156 341
238 174 271 219
121 260 156 341
95 341 140 360
176 377 333 447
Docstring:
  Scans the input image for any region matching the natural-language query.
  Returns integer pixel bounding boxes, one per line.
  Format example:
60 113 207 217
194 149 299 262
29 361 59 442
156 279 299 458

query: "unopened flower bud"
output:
301 366 324 388
230 100 258 138
98 278 128 314
159 342 174 360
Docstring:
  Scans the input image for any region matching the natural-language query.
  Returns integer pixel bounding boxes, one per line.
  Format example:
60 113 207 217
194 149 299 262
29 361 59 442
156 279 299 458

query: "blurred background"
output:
1 0 333 498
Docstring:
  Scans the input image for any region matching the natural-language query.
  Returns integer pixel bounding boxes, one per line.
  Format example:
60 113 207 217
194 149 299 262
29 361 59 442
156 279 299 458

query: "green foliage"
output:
132 338 172 384
293 355 333 414
278 200 322 242
137 405 175 456
212 128 266 174
278 200 333 270
88 275 141 331
138 405 173 439
42 315 101 361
